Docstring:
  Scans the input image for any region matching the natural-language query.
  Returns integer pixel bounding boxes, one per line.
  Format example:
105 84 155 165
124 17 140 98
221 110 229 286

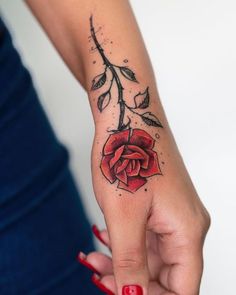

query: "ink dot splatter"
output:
155 133 160 139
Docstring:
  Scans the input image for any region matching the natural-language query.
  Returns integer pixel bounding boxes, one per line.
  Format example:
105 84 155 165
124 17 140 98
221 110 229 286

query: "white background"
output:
0 1 235 294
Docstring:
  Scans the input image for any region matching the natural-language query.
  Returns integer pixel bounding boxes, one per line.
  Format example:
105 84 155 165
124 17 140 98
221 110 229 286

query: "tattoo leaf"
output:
91 72 107 90
134 87 150 109
141 112 163 128
119 67 138 82
97 91 111 112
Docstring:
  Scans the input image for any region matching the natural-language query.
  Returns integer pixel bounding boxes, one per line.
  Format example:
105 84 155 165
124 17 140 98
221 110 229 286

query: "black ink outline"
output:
99 128 162 193
90 15 163 193
90 15 163 131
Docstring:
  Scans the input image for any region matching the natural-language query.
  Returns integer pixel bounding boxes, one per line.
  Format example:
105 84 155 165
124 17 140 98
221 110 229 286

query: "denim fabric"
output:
0 17 101 294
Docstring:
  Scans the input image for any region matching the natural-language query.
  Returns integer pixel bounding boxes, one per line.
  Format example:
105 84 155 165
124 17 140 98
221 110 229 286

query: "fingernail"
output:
122 285 143 295
91 274 115 295
92 224 107 246
77 252 100 274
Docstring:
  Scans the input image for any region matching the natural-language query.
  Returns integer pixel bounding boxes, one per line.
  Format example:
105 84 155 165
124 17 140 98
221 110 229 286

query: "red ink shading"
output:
101 129 161 193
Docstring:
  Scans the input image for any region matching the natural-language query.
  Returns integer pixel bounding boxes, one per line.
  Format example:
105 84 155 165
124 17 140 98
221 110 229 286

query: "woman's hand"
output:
25 1 211 293
79 134 211 295
80 184 210 295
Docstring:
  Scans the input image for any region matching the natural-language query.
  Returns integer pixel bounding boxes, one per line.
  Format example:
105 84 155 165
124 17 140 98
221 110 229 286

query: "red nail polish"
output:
91 274 115 295
122 285 143 295
77 252 100 274
92 224 107 246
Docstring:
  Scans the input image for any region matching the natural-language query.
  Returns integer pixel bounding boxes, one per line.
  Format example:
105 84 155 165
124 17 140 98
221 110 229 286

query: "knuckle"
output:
203 209 211 231
115 248 145 271
182 208 211 244
197 208 211 236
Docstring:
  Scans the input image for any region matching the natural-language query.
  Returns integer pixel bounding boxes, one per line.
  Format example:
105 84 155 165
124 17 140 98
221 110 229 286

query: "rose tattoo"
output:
90 16 163 193
101 129 161 193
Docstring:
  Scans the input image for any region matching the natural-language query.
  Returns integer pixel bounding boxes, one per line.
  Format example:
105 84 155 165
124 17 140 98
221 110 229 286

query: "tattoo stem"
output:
90 15 126 130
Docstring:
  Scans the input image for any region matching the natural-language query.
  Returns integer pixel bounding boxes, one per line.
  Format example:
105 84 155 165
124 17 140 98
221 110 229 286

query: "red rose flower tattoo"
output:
101 129 161 193
90 16 163 193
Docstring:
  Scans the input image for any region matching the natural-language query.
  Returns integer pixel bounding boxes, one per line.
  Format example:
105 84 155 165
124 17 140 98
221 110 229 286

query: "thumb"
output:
104 199 149 295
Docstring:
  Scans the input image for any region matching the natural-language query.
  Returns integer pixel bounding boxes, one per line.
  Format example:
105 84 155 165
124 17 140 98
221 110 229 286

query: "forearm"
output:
26 1 163 119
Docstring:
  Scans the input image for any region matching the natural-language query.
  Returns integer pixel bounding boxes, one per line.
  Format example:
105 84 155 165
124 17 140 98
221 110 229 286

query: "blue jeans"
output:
0 17 101 294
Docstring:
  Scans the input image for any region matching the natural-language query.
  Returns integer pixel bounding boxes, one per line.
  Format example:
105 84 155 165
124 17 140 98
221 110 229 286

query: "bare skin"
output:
26 1 211 294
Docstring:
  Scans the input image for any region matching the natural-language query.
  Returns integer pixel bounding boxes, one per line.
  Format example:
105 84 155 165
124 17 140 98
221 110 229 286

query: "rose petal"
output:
127 160 141 177
116 159 129 174
126 161 132 173
116 169 128 184
130 129 154 150
103 130 130 155
139 149 162 178
132 159 136 170
122 152 143 160
118 176 147 193
100 155 116 183
126 145 149 169
109 145 125 168
114 160 121 173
